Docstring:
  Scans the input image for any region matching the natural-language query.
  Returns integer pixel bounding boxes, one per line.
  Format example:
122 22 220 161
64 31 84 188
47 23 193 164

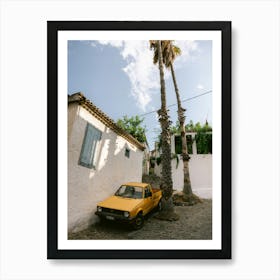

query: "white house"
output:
68 92 145 233
153 133 212 199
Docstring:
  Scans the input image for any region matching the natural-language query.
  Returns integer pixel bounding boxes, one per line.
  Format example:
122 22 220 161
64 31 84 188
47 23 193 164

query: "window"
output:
144 187 152 198
79 123 102 168
125 148 130 158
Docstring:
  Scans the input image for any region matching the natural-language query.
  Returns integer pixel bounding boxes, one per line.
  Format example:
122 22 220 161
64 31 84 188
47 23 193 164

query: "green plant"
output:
156 157 161 166
171 121 212 155
155 153 179 169
150 156 156 168
117 115 147 143
171 153 180 168
195 132 212 154
174 135 193 154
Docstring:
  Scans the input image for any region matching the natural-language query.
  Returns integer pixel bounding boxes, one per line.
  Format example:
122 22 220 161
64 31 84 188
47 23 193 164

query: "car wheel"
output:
133 213 144 230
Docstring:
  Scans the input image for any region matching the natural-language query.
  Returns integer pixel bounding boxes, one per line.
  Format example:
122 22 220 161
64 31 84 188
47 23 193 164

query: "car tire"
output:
133 213 144 230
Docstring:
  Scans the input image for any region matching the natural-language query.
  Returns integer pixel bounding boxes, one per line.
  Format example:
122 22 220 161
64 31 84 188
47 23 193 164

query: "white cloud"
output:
98 40 124 48
173 40 199 66
94 40 198 111
197 84 205 90
96 40 159 111
121 41 161 111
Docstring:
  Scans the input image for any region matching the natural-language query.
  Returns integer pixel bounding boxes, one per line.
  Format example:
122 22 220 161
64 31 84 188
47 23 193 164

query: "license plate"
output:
106 216 115 220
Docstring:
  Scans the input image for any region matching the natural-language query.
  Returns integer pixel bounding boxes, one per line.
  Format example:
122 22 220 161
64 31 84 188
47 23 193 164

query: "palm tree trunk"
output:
170 63 193 195
157 40 173 199
156 41 179 220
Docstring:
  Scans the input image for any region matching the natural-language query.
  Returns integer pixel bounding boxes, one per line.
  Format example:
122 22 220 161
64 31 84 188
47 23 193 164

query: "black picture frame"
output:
47 21 231 259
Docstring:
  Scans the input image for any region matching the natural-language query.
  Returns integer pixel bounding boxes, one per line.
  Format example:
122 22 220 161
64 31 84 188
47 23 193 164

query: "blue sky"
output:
68 40 212 148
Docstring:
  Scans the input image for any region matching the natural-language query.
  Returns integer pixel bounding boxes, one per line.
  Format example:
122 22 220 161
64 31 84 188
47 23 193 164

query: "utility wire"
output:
139 90 212 117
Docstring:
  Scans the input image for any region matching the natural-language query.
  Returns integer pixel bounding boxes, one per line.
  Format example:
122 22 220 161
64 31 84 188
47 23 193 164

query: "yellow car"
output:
95 182 162 229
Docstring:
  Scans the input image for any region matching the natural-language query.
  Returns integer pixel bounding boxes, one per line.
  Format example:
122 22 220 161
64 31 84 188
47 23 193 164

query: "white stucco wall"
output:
154 155 212 198
68 104 143 233
154 134 212 198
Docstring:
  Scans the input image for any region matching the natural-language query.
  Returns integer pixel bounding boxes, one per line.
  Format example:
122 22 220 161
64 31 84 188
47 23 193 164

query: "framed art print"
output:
47 21 231 259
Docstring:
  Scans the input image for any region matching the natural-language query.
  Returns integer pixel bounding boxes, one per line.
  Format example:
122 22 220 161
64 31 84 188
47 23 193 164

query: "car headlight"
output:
97 206 102 212
124 211 130 218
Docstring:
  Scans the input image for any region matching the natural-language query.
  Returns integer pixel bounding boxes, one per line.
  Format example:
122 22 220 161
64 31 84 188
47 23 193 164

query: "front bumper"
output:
95 211 134 222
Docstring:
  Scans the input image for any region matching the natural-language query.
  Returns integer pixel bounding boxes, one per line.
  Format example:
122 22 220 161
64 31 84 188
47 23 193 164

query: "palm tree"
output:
152 41 193 196
163 41 193 196
150 40 178 220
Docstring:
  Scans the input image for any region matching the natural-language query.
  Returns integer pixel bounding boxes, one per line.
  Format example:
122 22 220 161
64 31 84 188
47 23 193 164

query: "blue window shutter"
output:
79 123 102 168
90 127 101 166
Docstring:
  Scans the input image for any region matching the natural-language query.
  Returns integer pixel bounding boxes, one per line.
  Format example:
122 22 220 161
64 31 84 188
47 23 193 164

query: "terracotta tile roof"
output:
68 92 145 151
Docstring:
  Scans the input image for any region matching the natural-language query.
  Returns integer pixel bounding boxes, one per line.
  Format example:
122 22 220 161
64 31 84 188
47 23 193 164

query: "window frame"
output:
78 123 102 169
125 147 130 158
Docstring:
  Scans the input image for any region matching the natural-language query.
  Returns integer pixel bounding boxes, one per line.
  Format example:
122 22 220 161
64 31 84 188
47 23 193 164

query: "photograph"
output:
48 21 231 259
67 39 213 239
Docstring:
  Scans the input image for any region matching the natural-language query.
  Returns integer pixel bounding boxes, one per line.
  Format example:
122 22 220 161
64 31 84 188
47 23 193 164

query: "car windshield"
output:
115 185 143 199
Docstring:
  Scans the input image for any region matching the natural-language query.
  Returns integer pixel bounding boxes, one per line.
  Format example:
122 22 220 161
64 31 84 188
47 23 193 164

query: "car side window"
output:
144 188 148 198
144 187 152 198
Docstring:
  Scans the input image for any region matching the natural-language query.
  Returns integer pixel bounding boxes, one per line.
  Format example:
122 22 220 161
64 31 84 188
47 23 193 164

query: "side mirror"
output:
145 191 152 198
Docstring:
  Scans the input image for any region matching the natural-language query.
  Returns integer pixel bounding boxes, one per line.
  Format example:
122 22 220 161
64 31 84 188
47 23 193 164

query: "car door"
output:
143 186 154 215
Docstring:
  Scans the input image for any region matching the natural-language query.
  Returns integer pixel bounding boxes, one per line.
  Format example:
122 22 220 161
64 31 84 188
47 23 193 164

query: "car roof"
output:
122 182 149 188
